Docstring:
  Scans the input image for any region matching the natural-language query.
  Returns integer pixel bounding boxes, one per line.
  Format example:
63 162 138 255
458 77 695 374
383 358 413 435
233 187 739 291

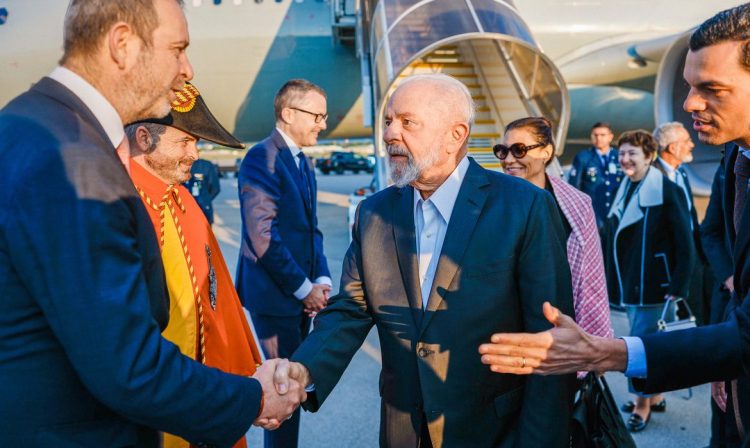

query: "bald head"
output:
383 74 474 195
393 74 476 128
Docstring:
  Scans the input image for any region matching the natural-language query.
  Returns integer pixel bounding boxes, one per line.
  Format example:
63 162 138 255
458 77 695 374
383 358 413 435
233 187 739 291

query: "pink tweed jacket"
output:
549 175 614 340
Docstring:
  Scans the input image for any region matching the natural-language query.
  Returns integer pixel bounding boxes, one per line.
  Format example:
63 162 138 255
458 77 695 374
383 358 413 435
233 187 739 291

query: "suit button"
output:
418 348 432 358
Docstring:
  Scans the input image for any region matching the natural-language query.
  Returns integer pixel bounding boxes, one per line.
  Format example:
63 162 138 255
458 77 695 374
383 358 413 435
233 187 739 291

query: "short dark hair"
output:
274 79 327 121
505 116 555 165
125 122 166 153
61 0 184 62
617 129 657 160
591 122 612 132
690 4 750 72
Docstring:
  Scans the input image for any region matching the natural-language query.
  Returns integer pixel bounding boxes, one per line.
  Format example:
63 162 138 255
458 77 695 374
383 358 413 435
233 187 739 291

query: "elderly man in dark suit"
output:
478 5 750 446
236 78 332 448
0 1 303 446
272 73 576 447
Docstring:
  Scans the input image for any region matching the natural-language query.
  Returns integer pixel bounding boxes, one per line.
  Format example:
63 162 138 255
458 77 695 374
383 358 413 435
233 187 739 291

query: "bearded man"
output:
125 83 265 448
275 73 576 447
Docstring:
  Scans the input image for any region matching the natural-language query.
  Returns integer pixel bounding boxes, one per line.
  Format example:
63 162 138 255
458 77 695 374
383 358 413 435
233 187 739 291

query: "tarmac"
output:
212 172 713 447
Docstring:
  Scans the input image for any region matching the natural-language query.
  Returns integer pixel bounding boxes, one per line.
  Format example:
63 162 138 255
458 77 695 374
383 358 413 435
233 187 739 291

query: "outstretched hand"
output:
252 359 307 430
478 302 625 375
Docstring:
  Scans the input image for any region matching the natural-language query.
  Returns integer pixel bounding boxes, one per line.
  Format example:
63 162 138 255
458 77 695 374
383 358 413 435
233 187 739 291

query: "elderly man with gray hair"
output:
652 122 712 326
272 73 576 447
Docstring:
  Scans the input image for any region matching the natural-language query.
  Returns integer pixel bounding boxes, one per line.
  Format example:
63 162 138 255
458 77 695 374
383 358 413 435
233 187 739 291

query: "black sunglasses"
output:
290 107 328 123
493 142 544 160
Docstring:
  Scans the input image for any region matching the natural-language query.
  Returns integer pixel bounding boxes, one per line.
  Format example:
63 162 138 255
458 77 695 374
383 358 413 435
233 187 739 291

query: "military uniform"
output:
184 158 221 224
568 147 624 230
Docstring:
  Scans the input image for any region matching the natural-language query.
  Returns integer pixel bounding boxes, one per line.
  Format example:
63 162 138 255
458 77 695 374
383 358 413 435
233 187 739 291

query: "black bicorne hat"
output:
133 83 244 149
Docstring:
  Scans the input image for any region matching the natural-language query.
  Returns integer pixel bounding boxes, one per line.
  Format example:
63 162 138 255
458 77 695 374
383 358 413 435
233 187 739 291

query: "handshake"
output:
251 358 311 430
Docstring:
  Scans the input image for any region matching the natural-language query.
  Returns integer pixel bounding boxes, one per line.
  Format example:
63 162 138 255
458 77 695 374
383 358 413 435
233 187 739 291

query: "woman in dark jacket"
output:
604 130 695 432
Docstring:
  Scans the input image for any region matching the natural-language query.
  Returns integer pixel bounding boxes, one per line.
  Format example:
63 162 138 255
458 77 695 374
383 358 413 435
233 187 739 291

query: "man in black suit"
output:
0 1 303 446
478 5 750 447
273 74 576 447
236 79 332 448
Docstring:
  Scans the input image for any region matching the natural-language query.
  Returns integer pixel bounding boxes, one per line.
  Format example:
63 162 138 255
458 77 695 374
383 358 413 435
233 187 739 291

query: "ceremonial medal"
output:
206 244 217 310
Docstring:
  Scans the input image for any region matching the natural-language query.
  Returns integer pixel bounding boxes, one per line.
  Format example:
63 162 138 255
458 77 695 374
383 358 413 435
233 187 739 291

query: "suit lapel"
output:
419 161 489 338
726 144 739 248
274 131 312 215
392 186 423 327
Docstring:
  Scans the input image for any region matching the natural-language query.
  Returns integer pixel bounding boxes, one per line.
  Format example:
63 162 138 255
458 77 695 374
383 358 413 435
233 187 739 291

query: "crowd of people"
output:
2 0 750 447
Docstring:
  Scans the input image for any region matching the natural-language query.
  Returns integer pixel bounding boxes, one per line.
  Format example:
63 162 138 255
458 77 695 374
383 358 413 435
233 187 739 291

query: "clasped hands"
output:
251 358 312 430
303 283 331 316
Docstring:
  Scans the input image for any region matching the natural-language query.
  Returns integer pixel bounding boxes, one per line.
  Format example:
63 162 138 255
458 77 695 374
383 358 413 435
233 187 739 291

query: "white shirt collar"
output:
413 156 470 222
657 157 677 179
276 127 302 158
48 66 124 148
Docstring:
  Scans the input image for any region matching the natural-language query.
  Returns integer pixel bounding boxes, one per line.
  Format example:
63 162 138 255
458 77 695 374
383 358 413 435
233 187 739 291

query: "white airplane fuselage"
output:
0 0 744 144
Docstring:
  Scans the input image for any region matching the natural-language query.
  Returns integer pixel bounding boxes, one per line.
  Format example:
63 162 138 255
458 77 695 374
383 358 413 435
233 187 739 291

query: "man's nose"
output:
181 53 194 82
683 88 705 113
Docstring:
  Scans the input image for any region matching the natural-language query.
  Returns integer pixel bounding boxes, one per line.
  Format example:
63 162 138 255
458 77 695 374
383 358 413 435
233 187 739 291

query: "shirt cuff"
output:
621 336 648 378
293 278 313 300
314 276 332 287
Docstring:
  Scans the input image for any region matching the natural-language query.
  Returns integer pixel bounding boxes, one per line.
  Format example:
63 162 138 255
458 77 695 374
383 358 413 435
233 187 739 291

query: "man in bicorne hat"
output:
125 83 264 448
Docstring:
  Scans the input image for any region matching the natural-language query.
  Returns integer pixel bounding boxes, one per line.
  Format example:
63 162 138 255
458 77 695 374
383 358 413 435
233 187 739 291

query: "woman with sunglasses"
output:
603 130 695 432
494 116 614 366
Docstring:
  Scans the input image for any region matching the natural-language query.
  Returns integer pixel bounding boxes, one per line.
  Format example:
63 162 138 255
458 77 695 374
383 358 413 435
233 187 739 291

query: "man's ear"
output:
448 122 470 153
279 107 294 125
107 22 137 70
134 126 154 154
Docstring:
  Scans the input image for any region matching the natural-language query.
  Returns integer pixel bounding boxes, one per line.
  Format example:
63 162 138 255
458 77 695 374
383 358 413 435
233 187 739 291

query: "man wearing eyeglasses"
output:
236 78 332 448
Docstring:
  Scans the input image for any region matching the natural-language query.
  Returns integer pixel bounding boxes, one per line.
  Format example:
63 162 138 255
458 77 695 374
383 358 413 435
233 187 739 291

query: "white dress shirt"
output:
275 127 332 299
414 156 470 308
48 66 124 148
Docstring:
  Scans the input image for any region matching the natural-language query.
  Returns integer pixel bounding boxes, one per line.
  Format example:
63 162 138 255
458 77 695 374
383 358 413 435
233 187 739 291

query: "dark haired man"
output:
237 78 332 448
0 1 303 446
568 122 624 231
478 4 750 446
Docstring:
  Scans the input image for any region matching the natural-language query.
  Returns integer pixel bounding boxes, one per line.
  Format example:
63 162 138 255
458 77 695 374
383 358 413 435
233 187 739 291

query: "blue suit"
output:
632 145 750 446
568 147 623 230
236 129 330 448
0 77 261 447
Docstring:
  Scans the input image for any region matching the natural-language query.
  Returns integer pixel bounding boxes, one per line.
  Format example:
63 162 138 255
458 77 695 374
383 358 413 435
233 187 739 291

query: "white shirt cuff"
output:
293 278 313 300
621 336 648 378
315 276 332 287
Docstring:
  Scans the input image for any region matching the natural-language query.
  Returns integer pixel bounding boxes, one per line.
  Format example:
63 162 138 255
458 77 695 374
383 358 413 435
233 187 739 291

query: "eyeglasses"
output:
493 142 544 160
290 107 328 123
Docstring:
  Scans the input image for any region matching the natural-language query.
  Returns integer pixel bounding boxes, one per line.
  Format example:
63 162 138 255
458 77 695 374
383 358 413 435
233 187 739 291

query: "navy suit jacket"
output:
293 160 575 447
0 78 261 447
236 129 330 316
633 146 750 418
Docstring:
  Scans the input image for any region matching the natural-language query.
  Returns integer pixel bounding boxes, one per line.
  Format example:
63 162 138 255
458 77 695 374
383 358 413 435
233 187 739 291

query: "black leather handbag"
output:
570 372 636 448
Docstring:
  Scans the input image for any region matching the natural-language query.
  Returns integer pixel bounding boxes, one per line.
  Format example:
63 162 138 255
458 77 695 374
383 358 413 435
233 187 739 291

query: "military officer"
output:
568 122 624 231
184 157 221 224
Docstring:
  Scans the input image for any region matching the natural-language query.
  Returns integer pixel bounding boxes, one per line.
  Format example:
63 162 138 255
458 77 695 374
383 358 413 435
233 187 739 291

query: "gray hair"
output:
125 122 167 153
397 73 476 126
653 121 686 153
61 0 184 62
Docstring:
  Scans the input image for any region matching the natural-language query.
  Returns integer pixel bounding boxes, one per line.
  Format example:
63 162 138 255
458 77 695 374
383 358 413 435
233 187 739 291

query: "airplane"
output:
0 0 745 193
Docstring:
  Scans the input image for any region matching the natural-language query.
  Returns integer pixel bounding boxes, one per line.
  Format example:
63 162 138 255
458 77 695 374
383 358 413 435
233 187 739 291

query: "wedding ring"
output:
521 357 526 368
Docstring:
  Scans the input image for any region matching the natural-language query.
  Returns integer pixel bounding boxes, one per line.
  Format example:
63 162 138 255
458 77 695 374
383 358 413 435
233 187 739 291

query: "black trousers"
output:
252 313 312 448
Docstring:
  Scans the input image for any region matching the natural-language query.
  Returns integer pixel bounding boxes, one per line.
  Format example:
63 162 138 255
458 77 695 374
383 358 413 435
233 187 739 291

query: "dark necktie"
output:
297 152 312 205
734 151 750 233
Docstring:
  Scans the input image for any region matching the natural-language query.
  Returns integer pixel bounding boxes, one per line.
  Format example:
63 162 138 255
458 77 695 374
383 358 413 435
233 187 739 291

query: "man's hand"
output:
303 283 330 315
273 360 312 393
478 302 628 375
712 381 727 412
252 359 306 430
725 276 735 293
